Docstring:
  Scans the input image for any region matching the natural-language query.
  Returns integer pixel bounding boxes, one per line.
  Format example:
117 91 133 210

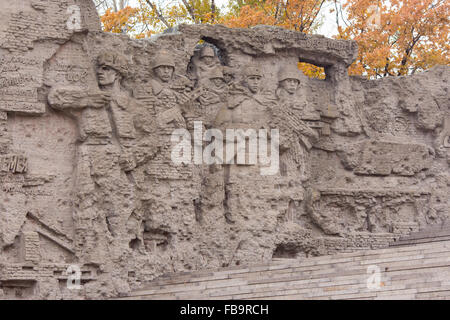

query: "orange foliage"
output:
220 5 277 28
298 62 326 79
337 0 450 77
221 0 326 33
101 6 140 34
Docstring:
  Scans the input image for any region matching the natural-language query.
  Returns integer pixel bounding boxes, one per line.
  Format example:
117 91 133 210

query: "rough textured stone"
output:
120 238 450 300
0 0 448 299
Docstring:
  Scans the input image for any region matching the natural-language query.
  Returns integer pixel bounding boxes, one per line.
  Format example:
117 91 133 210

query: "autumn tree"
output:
98 1 221 37
336 0 450 78
222 0 326 33
94 0 141 34
100 6 141 34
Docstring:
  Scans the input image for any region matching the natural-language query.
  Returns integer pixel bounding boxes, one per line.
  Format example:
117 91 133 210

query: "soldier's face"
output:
281 78 300 94
246 75 261 94
155 65 174 83
224 73 233 84
97 65 118 86
211 77 225 89
202 56 214 66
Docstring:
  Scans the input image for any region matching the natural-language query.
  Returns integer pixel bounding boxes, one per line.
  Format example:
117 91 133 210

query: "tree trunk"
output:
211 0 216 23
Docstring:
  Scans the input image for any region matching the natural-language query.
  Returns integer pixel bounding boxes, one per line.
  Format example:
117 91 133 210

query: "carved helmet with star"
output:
243 65 263 78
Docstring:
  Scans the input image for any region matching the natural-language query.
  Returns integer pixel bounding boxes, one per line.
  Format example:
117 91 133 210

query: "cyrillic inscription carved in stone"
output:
0 155 28 173
21 232 40 263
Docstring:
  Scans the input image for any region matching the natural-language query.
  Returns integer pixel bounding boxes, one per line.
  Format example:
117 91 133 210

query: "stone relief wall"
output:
0 0 448 299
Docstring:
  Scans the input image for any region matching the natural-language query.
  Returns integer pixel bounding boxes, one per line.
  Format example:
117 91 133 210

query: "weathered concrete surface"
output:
0 0 448 299
119 236 450 300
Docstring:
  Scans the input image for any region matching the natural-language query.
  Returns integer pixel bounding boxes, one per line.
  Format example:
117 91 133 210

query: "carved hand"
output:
119 152 137 172
171 109 186 127
157 107 185 127
177 92 191 106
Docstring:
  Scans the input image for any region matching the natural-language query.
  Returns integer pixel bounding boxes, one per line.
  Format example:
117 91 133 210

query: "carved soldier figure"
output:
200 46 217 67
136 50 202 258
216 65 273 130
223 66 235 86
276 66 320 121
48 52 137 264
196 67 228 127
149 51 189 131
212 64 321 264
195 46 221 87
270 65 321 229
214 65 275 225
277 67 302 98
208 67 227 92
97 52 139 170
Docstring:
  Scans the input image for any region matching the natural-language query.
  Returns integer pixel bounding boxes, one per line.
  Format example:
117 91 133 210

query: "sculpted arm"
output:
48 87 110 110
272 105 319 151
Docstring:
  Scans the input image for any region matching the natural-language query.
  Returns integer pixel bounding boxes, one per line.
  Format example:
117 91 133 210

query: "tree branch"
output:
181 0 197 23
211 0 216 23
398 29 422 75
307 0 326 32
145 0 171 28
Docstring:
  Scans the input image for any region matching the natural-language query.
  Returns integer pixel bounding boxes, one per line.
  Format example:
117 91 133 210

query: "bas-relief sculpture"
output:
0 0 448 299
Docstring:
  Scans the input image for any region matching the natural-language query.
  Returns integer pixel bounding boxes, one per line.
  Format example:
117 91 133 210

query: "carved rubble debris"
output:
0 0 448 299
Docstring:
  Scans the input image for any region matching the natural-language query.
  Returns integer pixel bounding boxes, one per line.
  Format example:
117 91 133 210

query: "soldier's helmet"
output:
152 51 176 69
209 67 224 80
243 65 263 78
200 46 216 58
97 51 129 77
278 66 302 82
223 66 234 76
